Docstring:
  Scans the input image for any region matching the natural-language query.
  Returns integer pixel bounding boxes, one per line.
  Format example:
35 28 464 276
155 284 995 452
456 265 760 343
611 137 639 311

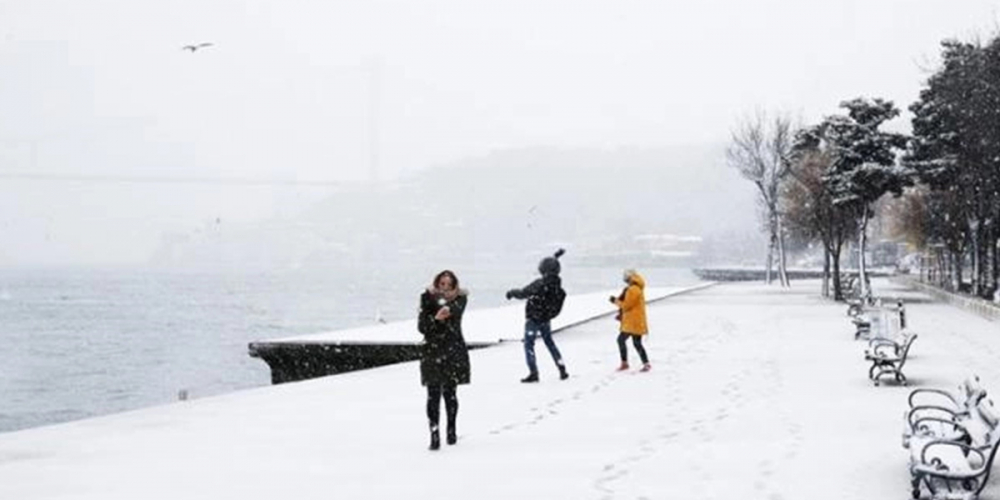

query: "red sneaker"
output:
640 363 651 372
616 362 630 371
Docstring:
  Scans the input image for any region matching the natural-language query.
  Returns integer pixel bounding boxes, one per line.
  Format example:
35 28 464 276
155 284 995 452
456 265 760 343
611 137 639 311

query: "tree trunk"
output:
776 215 790 287
971 218 981 297
937 249 947 288
985 218 993 294
942 251 948 287
992 209 1000 298
765 232 775 285
978 219 993 299
952 249 964 291
822 244 831 298
990 228 1000 299
832 243 844 301
858 209 870 301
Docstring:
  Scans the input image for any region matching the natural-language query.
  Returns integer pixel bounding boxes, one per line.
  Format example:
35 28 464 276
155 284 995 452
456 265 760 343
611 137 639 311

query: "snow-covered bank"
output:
2 278 998 500
258 285 711 345
247 284 715 383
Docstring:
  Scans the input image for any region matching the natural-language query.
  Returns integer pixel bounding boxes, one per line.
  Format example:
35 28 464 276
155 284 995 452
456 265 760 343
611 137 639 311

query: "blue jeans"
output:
523 319 563 375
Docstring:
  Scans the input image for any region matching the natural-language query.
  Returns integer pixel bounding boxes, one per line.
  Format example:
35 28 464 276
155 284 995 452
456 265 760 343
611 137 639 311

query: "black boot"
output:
444 390 458 445
521 372 539 383
559 366 569 380
429 426 440 451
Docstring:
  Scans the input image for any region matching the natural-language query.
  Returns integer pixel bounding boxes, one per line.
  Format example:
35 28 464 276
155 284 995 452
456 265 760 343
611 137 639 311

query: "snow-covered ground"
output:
1 278 998 500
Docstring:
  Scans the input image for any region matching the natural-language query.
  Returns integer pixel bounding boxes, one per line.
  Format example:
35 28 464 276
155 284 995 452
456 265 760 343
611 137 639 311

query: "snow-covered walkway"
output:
2 279 999 500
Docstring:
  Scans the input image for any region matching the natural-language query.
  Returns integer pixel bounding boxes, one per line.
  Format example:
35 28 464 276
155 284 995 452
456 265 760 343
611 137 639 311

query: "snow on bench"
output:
904 376 988 450
864 334 917 386
852 301 905 341
908 397 1000 500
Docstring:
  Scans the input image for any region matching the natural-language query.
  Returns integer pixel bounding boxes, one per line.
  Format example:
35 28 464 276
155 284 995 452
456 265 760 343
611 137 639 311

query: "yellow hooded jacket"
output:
614 272 648 336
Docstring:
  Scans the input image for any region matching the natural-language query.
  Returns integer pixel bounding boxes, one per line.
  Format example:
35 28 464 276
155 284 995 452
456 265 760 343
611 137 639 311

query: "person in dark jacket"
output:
418 270 471 450
506 249 569 383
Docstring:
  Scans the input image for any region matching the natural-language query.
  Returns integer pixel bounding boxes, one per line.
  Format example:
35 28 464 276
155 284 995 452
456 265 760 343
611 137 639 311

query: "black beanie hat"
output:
538 248 566 276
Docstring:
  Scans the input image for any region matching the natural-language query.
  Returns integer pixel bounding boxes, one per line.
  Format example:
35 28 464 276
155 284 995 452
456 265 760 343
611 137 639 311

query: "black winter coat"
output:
418 290 471 386
508 273 562 322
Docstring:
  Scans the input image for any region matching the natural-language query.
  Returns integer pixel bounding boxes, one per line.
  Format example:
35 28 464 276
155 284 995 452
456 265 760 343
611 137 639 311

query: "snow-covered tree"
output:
809 98 910 300
905 39 1000 296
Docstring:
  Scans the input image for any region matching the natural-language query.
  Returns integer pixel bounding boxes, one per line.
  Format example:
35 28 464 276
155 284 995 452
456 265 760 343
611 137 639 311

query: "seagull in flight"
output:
182 42 214 52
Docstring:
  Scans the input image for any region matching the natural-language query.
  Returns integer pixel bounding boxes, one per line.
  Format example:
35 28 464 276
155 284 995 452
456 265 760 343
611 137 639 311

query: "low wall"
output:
896 277 1000 322
248 283 717 384
693 268 892 282
248 341 495 384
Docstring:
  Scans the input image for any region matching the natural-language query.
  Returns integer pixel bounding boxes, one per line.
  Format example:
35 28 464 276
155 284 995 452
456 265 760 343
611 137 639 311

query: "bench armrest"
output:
909 411 968 440
911 416 967 435
869 339 900 355
866 343 900 360
917 439 988 477
869 338 899 348
908 388 960 409
909 405 964 428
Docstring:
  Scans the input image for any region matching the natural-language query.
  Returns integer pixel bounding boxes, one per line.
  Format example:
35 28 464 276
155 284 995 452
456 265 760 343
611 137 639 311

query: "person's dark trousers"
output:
427 383 458 445
617 332 649 364
523 319 565 375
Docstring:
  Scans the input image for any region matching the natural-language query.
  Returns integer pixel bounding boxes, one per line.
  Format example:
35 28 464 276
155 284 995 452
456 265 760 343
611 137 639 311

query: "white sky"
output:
0 1 997 265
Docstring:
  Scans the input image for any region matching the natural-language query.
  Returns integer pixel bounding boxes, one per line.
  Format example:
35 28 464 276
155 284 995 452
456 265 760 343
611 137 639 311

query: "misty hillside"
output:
152 145 763 269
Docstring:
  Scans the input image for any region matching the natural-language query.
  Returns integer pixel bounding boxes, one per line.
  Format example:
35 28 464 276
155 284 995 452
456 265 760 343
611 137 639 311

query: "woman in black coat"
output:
418 270 470 450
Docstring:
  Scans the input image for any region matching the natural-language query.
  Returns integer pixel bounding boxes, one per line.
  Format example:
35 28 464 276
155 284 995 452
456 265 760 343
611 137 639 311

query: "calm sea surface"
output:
0 261 698 433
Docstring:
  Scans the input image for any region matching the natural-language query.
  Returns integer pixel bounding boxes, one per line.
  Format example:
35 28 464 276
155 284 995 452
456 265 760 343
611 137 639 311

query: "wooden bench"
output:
870 331 915 359
847 299 868 318
904 376 988 450
864 334 917 386
853 315 872 339
852 300 906 341
908 398 1000 499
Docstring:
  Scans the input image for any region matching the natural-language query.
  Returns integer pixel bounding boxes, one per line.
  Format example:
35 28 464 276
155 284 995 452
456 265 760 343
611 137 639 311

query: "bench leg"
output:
869 362 905 387
872 367 890 386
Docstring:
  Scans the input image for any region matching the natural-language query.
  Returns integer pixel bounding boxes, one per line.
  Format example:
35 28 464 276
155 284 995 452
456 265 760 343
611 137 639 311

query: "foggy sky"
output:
0 0 997 265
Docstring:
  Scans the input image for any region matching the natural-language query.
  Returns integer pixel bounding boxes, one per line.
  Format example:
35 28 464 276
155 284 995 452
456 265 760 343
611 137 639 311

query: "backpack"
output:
542 283 566 320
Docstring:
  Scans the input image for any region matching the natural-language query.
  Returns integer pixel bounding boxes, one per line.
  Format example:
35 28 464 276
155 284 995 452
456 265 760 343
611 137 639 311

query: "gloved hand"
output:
505 289 516 300
608 295 617 303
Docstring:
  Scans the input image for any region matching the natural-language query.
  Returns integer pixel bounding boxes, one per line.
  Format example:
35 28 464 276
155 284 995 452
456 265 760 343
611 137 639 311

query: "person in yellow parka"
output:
610 269 650 372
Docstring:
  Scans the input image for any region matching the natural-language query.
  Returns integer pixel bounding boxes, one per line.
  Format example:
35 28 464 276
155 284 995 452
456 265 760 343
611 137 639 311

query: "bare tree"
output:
726 111 794 286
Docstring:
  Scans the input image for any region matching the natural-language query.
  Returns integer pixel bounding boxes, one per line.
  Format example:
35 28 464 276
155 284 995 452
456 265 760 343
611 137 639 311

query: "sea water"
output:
0 262 698 432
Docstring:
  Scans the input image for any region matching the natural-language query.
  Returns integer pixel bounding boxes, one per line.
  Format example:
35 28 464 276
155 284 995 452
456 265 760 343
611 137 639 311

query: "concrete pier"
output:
248 340 495 384
248 285 714 383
